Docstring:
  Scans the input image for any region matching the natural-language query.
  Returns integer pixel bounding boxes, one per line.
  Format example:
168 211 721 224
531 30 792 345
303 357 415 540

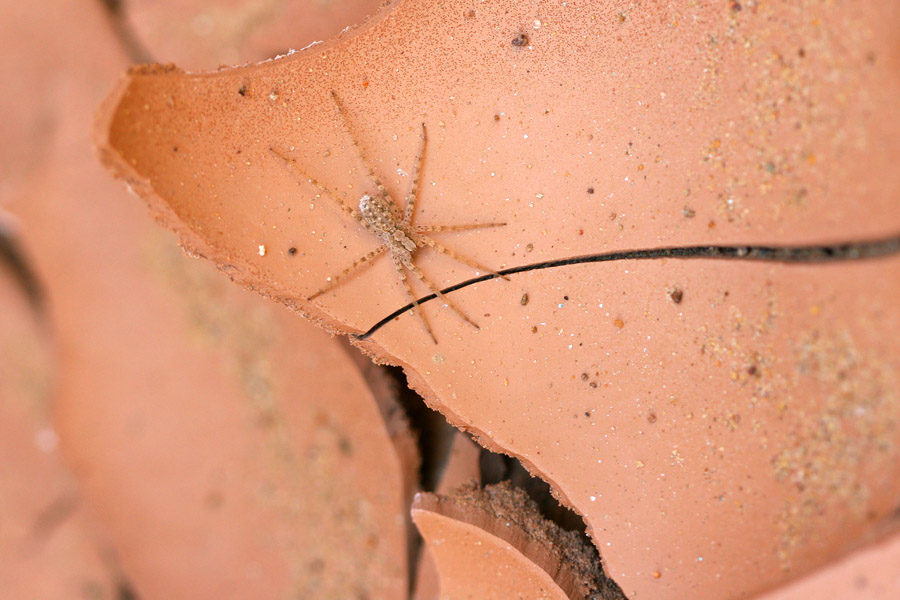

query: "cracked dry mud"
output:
95 1 900 598
412 482 626 600
411 431 481 600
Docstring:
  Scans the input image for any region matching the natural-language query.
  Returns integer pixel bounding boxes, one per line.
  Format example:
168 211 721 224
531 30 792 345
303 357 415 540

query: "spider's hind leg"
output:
402 257 480 330
414 234 510 282
391 253 438 344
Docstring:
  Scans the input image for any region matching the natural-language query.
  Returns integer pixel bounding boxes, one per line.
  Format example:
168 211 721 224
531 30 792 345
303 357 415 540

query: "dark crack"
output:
0 223 45 313
356 234 900 340
96 0 155 64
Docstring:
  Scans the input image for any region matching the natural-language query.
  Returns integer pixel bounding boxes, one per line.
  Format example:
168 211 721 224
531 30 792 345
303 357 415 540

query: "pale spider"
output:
271 91 507 343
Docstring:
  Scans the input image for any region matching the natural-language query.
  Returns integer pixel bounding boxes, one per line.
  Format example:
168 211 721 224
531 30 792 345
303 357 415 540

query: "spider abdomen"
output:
358 193 416 251
359 194 398 231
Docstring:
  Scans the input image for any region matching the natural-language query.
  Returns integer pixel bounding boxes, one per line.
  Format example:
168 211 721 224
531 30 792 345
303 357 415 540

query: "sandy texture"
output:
754 523 900 600
95 1 900 598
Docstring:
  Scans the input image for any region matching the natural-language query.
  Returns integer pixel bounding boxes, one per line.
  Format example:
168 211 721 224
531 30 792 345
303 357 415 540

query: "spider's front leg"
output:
308 245 388 300
389 252 437 344
269 147 363 224
401 254 480 331
402 122 427 227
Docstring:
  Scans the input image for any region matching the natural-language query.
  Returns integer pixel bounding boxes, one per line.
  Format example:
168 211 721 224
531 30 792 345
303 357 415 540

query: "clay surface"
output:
413 512 570 600
5 0 413 598
95 1 900 598
0 254 116 599
753 524 900 600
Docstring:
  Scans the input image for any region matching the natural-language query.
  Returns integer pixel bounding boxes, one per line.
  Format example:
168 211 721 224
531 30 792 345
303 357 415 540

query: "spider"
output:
271 91 507 343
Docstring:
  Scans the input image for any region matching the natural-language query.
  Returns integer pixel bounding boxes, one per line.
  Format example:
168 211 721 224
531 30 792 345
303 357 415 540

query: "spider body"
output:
358 194 416 253
272 91 506 343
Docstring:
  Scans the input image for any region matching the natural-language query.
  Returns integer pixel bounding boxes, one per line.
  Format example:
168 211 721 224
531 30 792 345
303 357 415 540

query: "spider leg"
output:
269 147 361 221
402 256 480 330
330 91 394 203
413 222 507 233
309 245 388 300
403 123 427 226
413 234 510 281
391 253 438 343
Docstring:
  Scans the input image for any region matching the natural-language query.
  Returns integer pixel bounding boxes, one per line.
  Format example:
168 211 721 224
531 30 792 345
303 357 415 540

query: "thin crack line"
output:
353 234 900 341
